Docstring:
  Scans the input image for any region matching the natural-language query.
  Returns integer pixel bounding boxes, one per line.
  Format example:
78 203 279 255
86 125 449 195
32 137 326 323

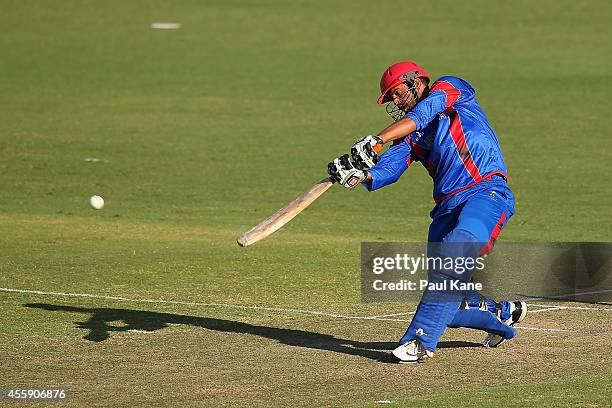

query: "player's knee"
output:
503 326 517 339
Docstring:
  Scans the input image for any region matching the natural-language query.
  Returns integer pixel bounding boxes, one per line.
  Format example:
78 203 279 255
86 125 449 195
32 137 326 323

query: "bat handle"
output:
373 143 383 154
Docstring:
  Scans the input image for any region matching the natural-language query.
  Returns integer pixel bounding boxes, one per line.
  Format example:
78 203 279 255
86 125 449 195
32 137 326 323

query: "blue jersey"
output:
367 76 509 204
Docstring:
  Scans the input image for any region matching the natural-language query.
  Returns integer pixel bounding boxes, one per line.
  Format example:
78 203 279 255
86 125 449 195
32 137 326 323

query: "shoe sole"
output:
514 301 527 324
392 354 426 364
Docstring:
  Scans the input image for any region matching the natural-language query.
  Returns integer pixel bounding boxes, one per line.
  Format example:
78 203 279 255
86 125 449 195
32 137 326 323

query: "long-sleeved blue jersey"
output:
367 76 508 203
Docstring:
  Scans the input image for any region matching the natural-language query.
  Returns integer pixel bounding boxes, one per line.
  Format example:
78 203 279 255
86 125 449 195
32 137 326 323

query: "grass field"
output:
1 0 611 406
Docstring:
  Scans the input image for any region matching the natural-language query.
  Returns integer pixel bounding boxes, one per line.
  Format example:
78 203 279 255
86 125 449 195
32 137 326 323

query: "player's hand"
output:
327 154 368 189
351 135 383 170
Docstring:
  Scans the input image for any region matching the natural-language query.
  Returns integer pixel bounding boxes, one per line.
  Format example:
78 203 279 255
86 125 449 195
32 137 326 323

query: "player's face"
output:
389 83 416 112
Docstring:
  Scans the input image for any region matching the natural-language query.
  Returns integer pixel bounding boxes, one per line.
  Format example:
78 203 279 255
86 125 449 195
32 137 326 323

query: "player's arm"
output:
364 139 413 191
377 118 417 144
400 78 474 135
375 91 446 144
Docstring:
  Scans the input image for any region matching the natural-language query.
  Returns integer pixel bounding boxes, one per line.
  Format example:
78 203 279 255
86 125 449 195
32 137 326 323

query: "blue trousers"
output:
399 180 516 352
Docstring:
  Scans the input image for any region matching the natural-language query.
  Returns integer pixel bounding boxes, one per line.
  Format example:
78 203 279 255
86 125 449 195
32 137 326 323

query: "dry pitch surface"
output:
1 286 611 407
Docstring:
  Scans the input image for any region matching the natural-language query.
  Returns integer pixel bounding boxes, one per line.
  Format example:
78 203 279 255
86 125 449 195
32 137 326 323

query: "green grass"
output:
1 0 611 406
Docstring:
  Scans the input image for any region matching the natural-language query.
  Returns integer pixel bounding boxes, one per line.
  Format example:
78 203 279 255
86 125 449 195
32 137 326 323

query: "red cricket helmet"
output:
377 61 430 104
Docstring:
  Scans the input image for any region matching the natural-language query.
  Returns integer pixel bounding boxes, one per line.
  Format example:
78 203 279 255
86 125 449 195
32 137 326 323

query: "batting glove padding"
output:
351 135 383 170
327 154 368 189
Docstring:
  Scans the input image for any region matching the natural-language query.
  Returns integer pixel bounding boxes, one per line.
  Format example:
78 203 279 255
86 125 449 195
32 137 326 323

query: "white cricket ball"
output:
89 195 105 210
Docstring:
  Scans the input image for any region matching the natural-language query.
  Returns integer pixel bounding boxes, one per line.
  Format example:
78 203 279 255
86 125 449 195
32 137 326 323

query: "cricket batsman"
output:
327 61 527 363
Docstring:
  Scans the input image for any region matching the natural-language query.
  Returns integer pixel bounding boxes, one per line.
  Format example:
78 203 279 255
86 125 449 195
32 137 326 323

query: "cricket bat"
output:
236 177 334 247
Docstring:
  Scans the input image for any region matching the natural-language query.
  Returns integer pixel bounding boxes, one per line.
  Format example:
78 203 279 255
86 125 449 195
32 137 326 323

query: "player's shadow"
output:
25 303 481 363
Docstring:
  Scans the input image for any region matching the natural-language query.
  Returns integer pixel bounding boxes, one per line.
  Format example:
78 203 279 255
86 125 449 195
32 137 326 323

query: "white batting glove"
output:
327 154 368 189
351 135 383 170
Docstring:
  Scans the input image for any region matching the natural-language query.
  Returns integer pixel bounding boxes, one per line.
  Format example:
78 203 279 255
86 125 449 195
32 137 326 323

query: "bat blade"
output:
237 177 334 247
